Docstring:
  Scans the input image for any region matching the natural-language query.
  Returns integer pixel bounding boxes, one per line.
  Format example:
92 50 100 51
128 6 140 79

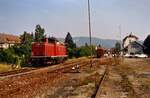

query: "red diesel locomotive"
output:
31 38 67 66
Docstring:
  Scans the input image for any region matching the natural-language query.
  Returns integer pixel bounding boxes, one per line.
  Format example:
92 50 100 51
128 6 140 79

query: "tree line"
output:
0 24 45 67
0 24 96 67
64 32 96 58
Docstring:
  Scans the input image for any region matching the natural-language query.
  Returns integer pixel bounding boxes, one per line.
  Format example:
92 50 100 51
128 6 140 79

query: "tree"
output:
75 45 96 57
20 31 33 44
0 32 33 67
34 24 45 42
143 34 150 56
65 32 77 58
114 42 121 55
98 44 101 48
85 43 88 47
19 32 34 66
65 32 76 49
0 47 20 67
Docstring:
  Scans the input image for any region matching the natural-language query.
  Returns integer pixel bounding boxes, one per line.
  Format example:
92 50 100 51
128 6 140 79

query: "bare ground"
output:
0 58 107 98
0 57 149 98
120 58 150 98
97 58 150 98
43 60 107 98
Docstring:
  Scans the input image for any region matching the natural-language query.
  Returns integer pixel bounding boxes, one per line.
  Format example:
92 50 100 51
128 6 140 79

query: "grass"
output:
0 63 12 73
114 58 141 98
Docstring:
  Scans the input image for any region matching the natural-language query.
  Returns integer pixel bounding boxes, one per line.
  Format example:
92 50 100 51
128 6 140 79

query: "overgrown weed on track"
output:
113 57 137 98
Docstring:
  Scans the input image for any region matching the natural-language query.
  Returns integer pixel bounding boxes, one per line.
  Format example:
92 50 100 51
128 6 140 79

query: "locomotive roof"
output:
48 37 58 42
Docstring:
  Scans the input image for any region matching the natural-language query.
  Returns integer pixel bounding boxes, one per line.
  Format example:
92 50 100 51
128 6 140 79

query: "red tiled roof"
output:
0 33 20 44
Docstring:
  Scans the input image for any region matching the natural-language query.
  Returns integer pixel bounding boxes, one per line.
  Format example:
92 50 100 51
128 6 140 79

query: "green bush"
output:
0 49 17 64
72 45 96 58
67 48 75 58
0 44 31 67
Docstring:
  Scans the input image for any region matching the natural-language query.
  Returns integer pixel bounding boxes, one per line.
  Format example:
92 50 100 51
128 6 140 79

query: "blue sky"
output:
0 0 149 40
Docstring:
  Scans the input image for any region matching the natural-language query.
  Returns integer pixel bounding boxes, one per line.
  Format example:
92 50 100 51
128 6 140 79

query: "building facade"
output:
0 33 20 49
127 41 144 54
123 33 144 55
123 33 138 48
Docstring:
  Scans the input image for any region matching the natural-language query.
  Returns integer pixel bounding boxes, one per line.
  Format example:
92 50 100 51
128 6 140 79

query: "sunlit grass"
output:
0 63 12 73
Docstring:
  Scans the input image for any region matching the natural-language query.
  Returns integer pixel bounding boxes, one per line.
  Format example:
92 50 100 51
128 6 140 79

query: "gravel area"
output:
97 58 150 98
44 61 107 98
121 58 150 98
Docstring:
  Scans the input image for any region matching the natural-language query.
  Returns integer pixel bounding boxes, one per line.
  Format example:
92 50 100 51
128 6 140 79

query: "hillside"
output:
59 37 119 48
73 37 119 48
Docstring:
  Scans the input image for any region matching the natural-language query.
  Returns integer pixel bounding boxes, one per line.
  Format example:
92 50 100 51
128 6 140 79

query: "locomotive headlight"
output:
95 46 98 50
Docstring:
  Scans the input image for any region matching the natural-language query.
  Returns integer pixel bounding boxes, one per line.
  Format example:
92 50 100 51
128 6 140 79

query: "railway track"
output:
93 63 138 98
0 58 98 98
94 65 109 98
0 68 36 77
0 58 91 79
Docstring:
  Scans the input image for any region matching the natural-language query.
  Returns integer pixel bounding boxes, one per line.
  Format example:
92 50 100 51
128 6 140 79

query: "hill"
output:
59 37 119 48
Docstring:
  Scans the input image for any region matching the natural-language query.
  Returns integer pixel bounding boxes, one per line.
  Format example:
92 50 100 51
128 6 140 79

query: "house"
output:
127 41 144 55
123 32 138 49
0 33 20 49
122 33 146 57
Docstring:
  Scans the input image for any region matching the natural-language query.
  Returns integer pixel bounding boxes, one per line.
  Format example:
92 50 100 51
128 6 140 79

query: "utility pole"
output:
87 0 93 67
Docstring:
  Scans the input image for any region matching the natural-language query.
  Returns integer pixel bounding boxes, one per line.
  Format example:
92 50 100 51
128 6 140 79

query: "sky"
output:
0 0 150 40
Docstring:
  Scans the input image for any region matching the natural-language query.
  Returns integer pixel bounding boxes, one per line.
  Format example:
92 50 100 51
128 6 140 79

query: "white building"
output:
0 33 20 49
123 32 138 48
123 33 145 55
127 41 144 54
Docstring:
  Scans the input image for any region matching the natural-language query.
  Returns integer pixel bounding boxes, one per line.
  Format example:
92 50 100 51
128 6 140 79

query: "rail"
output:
94 64 109 98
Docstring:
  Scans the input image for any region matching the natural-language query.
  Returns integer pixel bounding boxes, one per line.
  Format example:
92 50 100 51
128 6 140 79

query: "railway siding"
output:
1 57 148 98
120 58 150 98
95 58 150 98
0 58 93 98
95 65 137 98
44 59 107 98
